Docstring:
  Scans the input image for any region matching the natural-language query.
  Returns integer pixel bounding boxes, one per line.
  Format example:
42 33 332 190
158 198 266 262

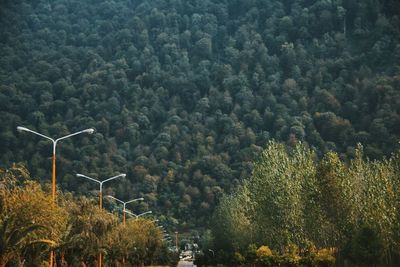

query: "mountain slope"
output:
1 0 399 228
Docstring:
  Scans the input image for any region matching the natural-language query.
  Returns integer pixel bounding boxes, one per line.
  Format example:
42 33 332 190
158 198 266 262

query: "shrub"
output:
233 252 246 265
315 249 335 267
257 246 273 257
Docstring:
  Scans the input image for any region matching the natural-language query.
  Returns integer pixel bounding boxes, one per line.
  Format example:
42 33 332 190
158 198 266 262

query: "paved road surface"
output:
177 260 196 267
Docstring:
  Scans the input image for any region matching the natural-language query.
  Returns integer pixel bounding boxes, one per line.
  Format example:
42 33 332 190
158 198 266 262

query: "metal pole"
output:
175 231 179 252
52 152 56 208
99 187 103 209
99 184 103 267
49 251 54 267
122 206 126 266
50 142 56 266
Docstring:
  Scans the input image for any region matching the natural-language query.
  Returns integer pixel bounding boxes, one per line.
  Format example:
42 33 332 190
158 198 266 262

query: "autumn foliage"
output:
0 164 175 267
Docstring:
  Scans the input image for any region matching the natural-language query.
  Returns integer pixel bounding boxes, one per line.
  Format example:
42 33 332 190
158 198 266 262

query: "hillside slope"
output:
1 0 399 228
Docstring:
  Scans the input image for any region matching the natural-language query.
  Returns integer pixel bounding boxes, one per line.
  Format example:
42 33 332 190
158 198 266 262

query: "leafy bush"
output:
233 252 245 265
315 248 335 267
257 245 274 267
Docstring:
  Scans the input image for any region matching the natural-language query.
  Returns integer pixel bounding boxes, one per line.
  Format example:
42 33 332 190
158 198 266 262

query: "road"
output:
177 260 196 267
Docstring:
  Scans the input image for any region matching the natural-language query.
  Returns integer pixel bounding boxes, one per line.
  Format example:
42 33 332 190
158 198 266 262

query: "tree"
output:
0 164 67 267
247 142 323 248
58 196 116 266
212 184 254 253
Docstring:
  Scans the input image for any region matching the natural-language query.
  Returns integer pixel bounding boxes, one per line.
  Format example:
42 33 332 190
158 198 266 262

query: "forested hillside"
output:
1 0 399 228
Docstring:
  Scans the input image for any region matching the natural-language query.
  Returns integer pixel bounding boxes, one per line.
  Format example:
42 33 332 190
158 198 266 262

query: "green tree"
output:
58 196 116 266
0 165 67 267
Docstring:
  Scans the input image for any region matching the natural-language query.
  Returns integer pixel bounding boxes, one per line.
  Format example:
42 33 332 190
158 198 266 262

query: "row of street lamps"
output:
16 126 155 267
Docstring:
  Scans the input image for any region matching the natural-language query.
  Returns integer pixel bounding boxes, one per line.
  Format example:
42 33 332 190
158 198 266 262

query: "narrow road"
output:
177 260 196 267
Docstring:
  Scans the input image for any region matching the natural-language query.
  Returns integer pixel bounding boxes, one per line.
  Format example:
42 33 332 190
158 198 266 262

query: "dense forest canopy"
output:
0 0 400 228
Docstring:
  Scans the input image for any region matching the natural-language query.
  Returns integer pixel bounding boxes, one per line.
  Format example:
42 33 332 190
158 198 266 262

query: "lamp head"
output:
85 128 95 134
17 126 29 132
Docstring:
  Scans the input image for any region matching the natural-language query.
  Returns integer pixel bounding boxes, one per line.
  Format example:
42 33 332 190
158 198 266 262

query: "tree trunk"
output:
0 256 9 267
61 252 68 267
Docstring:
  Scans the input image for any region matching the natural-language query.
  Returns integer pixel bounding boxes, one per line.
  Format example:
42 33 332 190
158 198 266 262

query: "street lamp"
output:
17 126 94 267
76 173 125 267
106 195 144 224
17 126 95 207
76 173 125 209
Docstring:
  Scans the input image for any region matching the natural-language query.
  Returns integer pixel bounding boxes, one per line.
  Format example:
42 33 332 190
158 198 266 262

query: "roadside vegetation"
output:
0 164 178 267
196 141 400 267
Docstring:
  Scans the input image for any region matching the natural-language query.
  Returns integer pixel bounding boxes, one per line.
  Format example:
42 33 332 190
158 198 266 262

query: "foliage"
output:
0 164 67 267
314 249 336 267
212 184 254 252
248 141 321 247
233 252 246 266
348 225 384 266
211 141 400 266
0 165 172 266
58 195 117 266
257 246 274 267
256 245 272 258
1 0 399 229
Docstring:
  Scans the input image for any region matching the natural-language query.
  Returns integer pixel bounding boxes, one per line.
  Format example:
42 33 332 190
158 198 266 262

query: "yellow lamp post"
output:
17 126 95 266
76 173 125 267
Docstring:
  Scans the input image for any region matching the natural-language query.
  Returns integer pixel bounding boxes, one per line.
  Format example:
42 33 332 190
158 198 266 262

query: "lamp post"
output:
106 195 144 224
175 231 179 252
17 126 94 267
17 126 95 207
76 173 125 267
